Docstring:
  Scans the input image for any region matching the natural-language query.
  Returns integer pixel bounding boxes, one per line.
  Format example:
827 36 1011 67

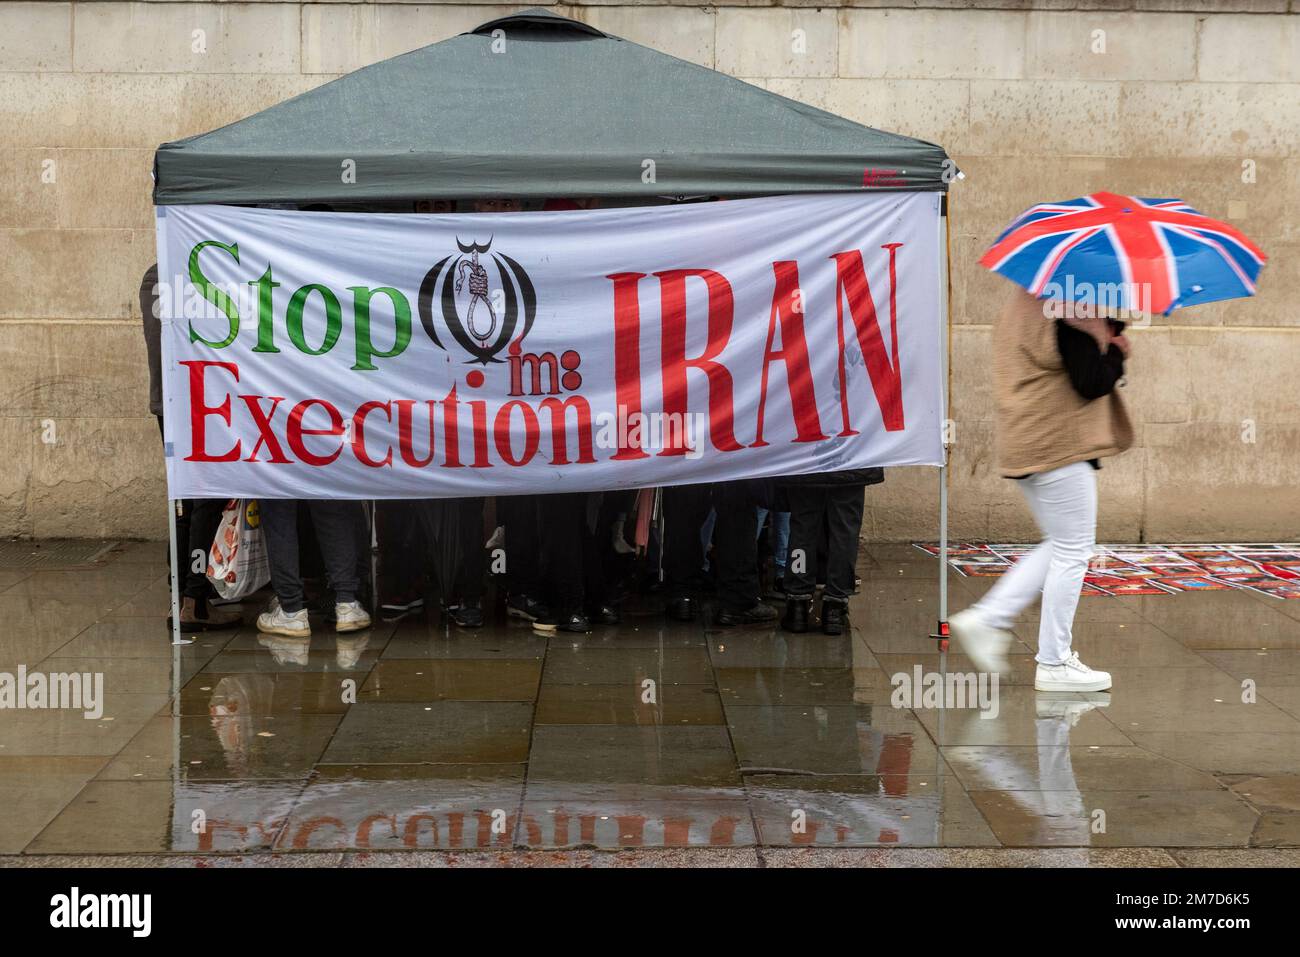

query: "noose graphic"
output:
455 249 497 343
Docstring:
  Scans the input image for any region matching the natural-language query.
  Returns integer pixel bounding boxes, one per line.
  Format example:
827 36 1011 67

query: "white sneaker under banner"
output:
334 601 372 633
257 604 311 638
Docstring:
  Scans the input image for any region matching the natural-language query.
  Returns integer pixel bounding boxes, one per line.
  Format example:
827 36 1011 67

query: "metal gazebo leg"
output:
932 465 950 652
369 500 379 611
931 197 953 653
167 499 190 647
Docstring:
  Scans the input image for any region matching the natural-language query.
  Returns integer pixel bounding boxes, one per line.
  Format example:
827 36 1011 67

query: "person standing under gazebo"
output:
140 262 239 631
779 467 882 636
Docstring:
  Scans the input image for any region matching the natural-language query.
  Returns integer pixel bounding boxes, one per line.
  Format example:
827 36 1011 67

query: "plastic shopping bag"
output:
206 499 270 600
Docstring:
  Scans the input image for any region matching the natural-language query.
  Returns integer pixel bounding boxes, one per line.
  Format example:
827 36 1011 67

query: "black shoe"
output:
450 602 483 629
715 602 779 627
589 604 621 625
557 612 592 634
781 599 810 634
763 576 787 600
822 602 846 636
666 596 695 622
508 595 549 622
381 595 424 613
380 596 425 623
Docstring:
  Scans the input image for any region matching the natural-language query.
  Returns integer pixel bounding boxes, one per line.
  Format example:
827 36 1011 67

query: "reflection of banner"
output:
157 193 943 500
168 784 940 851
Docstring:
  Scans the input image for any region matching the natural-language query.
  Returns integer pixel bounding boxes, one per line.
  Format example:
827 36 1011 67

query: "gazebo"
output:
153 8 953 205
153 7 958 648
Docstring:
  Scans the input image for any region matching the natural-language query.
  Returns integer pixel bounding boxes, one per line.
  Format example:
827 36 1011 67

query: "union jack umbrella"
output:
980 191 1267 316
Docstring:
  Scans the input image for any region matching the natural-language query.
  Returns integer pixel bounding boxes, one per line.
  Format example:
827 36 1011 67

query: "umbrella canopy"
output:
153 8 951 206
980 191 1267 316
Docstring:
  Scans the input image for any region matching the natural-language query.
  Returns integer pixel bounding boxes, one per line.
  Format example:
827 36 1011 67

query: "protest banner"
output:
157 192 943 499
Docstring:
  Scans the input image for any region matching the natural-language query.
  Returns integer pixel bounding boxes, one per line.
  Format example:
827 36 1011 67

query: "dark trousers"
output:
784 485 865 604
583 491 626 607
178 500 226 601
712 484 762 612
499 495 540 599
260 499 364 613
663 481 763 611
662 483 712 599
457 497 486 604
377 501 425 602
414 498 485 606
539 491 587 614
157 414 224 604
500 493 586 613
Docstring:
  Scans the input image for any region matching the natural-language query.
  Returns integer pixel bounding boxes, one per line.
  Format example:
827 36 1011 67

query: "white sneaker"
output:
1035 652 1112 692
335 601 371 633
257 602 310 638
949 608 1013 675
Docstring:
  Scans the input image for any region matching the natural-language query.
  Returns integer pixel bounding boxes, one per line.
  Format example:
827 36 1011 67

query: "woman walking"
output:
950 288 1133 692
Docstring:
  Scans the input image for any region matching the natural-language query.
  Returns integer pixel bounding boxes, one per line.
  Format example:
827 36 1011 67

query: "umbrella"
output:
416 499 462 611
980 191 1267 316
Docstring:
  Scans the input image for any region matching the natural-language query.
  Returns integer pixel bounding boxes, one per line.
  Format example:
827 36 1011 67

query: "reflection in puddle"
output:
15 549 1299 854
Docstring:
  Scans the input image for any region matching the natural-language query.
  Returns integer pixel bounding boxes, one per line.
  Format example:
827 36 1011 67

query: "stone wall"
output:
2 1 1297 540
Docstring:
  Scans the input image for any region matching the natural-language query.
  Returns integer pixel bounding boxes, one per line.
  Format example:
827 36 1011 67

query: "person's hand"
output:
1110 334 1131 359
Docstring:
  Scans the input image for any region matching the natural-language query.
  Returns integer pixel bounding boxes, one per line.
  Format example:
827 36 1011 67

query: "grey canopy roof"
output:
153 8 952 205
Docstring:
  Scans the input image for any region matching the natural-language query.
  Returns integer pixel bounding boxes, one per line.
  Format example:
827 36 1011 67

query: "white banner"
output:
156 193 944 499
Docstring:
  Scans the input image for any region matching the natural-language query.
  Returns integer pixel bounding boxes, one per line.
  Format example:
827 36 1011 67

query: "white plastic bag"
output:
206 499 270 600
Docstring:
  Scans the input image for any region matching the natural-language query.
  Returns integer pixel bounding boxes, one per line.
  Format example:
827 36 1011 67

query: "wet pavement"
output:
2 541 1299 863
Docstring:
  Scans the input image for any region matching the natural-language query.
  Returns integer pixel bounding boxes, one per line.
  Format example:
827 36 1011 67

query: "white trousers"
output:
972 460 1097 666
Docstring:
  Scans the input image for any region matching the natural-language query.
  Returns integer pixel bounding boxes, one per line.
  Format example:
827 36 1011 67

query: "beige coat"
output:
993 289 1134 477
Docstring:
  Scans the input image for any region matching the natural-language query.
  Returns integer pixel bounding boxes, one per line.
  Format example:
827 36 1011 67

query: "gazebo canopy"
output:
153 8 952 206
